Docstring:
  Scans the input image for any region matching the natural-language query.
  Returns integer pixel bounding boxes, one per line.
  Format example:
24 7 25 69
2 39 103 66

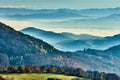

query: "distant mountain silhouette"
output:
21 27 102 51
0 8 84 19
61 32 102 40
56 34 120 51
21 27 72 44
105 44 120 55
8 10 84 19
21 27 120 51
98 14 120 20
0 7 120 19
79 7 120 17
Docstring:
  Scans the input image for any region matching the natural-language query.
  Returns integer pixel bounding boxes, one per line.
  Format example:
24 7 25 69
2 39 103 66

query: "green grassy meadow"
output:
0 73 90 80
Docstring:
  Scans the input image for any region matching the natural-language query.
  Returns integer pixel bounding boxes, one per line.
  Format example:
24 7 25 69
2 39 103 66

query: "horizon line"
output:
0 6 120 10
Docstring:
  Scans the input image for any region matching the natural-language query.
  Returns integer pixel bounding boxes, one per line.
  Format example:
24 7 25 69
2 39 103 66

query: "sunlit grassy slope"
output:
1 73 90 80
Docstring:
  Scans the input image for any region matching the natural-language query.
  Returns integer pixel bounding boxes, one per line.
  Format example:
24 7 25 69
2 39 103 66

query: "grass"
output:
0 73 91 80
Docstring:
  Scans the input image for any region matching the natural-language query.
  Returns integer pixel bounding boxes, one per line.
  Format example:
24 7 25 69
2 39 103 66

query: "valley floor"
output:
0 73 90 80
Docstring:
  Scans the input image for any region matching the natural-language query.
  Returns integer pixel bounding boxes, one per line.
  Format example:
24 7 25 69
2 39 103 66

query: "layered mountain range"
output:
21 27 120 51
0 22 120 75
0 7 120 19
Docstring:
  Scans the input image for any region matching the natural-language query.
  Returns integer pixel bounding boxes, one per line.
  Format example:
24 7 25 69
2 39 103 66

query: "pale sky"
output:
0 0 120 9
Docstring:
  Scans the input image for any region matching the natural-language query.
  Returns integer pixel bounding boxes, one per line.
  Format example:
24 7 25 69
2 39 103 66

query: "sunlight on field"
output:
0 73 90 80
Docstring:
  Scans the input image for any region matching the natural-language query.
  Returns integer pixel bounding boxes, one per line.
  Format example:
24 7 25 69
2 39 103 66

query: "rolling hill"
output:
61 32 102 40
0 22 71 67
21 27 120 52
56 34 120 51
21 27 72 45
21 27 102 51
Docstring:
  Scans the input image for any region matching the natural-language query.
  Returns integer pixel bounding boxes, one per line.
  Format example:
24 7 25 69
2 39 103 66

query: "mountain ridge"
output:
0 22 66 66
21 27 72 44
21 27 102 44
21 27 120 51
1 7 120 19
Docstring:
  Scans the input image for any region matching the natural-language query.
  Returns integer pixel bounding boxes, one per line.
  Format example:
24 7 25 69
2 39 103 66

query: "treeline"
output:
0 65 120 80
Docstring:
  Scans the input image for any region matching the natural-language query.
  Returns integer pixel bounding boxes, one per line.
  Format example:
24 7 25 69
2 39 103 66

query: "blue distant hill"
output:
21 27 120 52
20 27 102 45
0 7 120 19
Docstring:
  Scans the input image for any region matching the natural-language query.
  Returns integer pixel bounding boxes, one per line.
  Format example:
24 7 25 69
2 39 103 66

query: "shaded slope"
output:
0 22 67 66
